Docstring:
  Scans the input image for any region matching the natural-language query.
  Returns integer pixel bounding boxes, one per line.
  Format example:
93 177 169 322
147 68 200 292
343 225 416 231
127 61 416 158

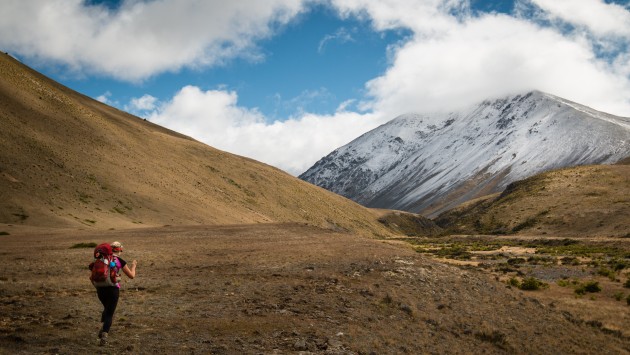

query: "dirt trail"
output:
0 224 628 354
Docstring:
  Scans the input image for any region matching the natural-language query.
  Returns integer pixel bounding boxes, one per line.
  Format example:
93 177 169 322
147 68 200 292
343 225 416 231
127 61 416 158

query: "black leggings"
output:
96 286 119 333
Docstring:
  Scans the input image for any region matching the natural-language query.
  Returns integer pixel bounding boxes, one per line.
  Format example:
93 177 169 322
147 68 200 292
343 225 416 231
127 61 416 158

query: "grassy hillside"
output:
0 52 390 236
434 163 630 237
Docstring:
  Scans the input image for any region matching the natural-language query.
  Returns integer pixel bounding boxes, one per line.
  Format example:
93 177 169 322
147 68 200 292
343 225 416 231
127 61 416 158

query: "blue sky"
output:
2 0 630 174
20 1 516 119
31 2 410 120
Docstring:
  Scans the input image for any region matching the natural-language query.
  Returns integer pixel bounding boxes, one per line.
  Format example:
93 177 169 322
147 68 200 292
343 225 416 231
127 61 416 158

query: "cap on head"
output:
111 241 123 253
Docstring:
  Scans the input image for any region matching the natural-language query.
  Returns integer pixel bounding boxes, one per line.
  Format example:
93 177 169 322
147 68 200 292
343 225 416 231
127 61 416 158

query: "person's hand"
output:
132 260 137 267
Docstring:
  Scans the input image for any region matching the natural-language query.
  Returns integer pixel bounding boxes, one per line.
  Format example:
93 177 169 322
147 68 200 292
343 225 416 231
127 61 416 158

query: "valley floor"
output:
0 223 628 354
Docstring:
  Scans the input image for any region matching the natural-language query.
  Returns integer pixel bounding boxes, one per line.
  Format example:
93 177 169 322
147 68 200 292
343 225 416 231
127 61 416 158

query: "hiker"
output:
89 241 137 346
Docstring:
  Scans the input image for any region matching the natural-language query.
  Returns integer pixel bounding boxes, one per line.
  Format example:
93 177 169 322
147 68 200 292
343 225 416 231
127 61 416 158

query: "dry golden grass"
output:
0 53 390 237
1 224 628 354
435 164 630 237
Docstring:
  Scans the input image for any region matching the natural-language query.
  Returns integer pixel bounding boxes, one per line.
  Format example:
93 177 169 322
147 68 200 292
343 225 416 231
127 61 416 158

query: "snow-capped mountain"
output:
300 91 630 217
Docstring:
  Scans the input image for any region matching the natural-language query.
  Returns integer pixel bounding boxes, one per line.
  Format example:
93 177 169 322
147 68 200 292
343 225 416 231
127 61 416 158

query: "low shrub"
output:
588 259 601 268
519 277 547 291
538 243 622 258
507 257 526 265
507 277 520 288
433 246 472 260
609 260 627 272
624 278 630 289
495 264 518 274
583 281 602 293
557 279 570 287
597 268 616 281
0 231 9 236
558 279 580 287
615 259 627 267
527 256 555 265
475 330 508 349
560 256 580 265
575 281 601 295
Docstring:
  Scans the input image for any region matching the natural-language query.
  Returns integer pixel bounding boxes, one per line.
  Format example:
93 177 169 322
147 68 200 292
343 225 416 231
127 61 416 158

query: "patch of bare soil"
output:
0 224 628 354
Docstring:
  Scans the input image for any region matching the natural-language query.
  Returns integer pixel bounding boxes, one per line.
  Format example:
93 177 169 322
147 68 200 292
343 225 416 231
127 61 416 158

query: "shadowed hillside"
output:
373 209 443 236
434 163 630 237
0 53 390 236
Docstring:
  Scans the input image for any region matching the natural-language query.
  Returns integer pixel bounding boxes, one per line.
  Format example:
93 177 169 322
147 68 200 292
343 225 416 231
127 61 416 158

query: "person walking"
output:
94 241 137 346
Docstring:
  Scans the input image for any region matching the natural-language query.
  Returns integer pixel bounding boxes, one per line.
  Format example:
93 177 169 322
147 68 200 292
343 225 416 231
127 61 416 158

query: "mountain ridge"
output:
300 90 630 217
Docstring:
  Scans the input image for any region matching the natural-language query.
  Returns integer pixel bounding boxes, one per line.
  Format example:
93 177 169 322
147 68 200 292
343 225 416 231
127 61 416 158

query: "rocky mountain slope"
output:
0 52 390 236
300 91 630 217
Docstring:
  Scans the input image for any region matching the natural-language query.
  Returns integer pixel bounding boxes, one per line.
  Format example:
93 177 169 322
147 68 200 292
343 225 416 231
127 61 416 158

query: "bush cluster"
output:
575 281 601 295
432 245 472 260
508 277 520 287
507 276 548 291
519 277 548 291
597 267 616 281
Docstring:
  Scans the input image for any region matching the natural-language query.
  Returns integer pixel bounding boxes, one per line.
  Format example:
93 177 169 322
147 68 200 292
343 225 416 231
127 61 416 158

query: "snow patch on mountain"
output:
300 91 630 216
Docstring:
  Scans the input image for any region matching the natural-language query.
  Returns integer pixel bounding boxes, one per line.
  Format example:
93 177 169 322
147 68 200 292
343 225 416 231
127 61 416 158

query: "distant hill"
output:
0 52 390 236
301 91 630 218
434 163 630 237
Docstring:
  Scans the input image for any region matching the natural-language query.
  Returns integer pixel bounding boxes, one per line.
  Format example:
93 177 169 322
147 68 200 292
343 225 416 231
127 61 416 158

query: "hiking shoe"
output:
99 332 108 346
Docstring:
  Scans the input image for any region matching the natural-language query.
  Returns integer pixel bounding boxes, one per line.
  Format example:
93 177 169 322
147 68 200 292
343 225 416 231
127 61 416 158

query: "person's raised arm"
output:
122 260 137 279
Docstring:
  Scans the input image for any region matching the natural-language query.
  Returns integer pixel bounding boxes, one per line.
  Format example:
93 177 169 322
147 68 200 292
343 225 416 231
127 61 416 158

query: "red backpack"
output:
89 243 118 287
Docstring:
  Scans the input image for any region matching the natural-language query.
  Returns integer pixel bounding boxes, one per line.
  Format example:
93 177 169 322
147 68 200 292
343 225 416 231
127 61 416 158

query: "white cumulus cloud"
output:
0 0 307 81
96 91 113 104
3 0 630 175
126 94 158 114
134 1 630 175
149 86 265 134
363 13 630 117
145 86 385 175
330 0 630 117
529 0 630 38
